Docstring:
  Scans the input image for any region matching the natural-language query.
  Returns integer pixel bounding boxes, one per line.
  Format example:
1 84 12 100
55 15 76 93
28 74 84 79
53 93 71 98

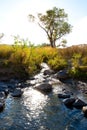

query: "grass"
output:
0 43 87 80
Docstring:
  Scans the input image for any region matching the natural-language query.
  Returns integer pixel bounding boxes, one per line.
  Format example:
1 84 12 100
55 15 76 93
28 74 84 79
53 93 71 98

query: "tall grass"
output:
0 43 87 79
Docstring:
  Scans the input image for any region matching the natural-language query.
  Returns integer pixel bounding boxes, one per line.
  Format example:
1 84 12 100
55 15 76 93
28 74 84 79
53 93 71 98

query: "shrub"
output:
69 66 87 79
0 45 13 59
48 56 68 71
82 56 87 65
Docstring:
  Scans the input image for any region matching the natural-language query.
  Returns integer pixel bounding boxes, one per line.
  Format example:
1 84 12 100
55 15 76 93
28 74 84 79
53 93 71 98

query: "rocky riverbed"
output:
0 63 87 129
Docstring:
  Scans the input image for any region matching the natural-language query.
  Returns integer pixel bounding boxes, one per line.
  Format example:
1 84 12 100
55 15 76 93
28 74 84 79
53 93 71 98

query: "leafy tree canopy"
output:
28 7 72 47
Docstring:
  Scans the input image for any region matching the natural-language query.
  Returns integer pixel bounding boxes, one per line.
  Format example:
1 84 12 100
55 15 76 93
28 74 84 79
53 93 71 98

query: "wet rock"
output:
56 70 69 80
0 92 5 99
12 88 23 97
34 83 52 94
58 93 70 98
43 69 54 75
62 89 73 95
4 89 9 96
61 78 75 86
82 106 87 117
63 98 76 107
0 102 5 112
73 98 87 109
0 98 5 112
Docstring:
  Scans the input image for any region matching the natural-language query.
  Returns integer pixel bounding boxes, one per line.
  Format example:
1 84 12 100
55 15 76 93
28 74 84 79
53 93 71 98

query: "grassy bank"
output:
0 44 87 80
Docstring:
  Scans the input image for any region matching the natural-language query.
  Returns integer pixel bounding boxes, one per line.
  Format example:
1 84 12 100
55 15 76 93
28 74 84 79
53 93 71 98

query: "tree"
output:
0 33 4 39
28 7 72 47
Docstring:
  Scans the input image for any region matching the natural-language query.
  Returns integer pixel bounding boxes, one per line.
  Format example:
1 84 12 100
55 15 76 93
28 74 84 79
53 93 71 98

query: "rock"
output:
0 98 5 112
61 78 75 85
34 83 52 94
0 102 5 112
56 70 69 80
73 98 87 109
63 98 76 107
0 92 5 99
62 89 73 95
58 93 70 98
4 89 9 96
12 88 23 97
43 69 54 75
82 106 87 117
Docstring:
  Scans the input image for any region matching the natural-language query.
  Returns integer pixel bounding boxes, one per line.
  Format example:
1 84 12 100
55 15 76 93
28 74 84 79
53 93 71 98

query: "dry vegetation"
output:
0 44 87 80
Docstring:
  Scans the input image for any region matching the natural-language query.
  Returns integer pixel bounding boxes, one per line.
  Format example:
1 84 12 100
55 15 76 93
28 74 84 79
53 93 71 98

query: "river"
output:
0 83 87 130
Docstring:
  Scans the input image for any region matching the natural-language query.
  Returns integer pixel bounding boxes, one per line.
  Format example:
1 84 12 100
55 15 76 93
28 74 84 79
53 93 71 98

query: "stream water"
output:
0 83 87 130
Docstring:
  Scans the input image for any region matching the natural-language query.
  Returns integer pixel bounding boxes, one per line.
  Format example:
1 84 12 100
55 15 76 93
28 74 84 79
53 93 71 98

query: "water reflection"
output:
0 85 87 129
23 87 48 119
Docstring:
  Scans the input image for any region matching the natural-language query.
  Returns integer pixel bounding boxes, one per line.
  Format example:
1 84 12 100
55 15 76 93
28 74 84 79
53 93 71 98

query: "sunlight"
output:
23 88 48 118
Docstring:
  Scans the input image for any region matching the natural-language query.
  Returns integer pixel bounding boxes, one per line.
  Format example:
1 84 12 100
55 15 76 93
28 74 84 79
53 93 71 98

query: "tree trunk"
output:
50 40 56 48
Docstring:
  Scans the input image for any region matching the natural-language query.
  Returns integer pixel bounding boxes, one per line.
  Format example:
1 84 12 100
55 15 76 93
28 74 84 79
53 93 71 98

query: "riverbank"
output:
0 44 87 81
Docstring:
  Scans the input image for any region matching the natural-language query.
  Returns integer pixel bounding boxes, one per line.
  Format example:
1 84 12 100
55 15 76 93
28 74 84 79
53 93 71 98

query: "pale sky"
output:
0 0 87 46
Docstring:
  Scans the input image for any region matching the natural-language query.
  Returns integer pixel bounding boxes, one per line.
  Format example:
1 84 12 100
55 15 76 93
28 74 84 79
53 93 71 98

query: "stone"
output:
12 88 23 97
58 93 70 98
0 102 5 112
34 83 52 94
43 69 54 75
63 98 76 107
56 70 69 80
82 106 87 117
73 98 87 109
0 91 5 99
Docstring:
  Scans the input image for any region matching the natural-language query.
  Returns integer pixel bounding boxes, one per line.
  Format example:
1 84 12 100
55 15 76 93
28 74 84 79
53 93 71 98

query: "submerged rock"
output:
58 93 70 98
12 88 23 97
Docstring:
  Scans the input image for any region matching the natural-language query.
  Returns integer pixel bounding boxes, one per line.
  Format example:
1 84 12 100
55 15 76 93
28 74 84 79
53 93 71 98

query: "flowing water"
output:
0 84 87 130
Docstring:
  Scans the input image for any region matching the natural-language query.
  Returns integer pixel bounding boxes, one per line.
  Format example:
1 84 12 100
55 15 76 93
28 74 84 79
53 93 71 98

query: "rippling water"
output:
0 85 87 130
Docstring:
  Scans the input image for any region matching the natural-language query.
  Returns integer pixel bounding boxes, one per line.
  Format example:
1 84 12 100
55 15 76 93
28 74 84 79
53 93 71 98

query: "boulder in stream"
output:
63 97 76 107
73 98 87 109
56 70 69 80
34 83 52 94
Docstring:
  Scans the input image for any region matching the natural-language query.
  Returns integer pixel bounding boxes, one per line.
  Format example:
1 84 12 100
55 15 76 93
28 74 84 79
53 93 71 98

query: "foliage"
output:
48 56 67 71
13 35 33 50
28 7 72 47
0 43 87 80
0 45 13 59
71 53 82 68
69 66 87 79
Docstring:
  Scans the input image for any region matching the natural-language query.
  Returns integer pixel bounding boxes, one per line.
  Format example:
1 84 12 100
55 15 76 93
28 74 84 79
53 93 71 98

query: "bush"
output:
69 66 87 79
0 45 13 59
48 56 68 71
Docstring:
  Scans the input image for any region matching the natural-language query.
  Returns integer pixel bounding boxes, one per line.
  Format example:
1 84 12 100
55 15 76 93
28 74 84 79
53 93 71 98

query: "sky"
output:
0 0 87 46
